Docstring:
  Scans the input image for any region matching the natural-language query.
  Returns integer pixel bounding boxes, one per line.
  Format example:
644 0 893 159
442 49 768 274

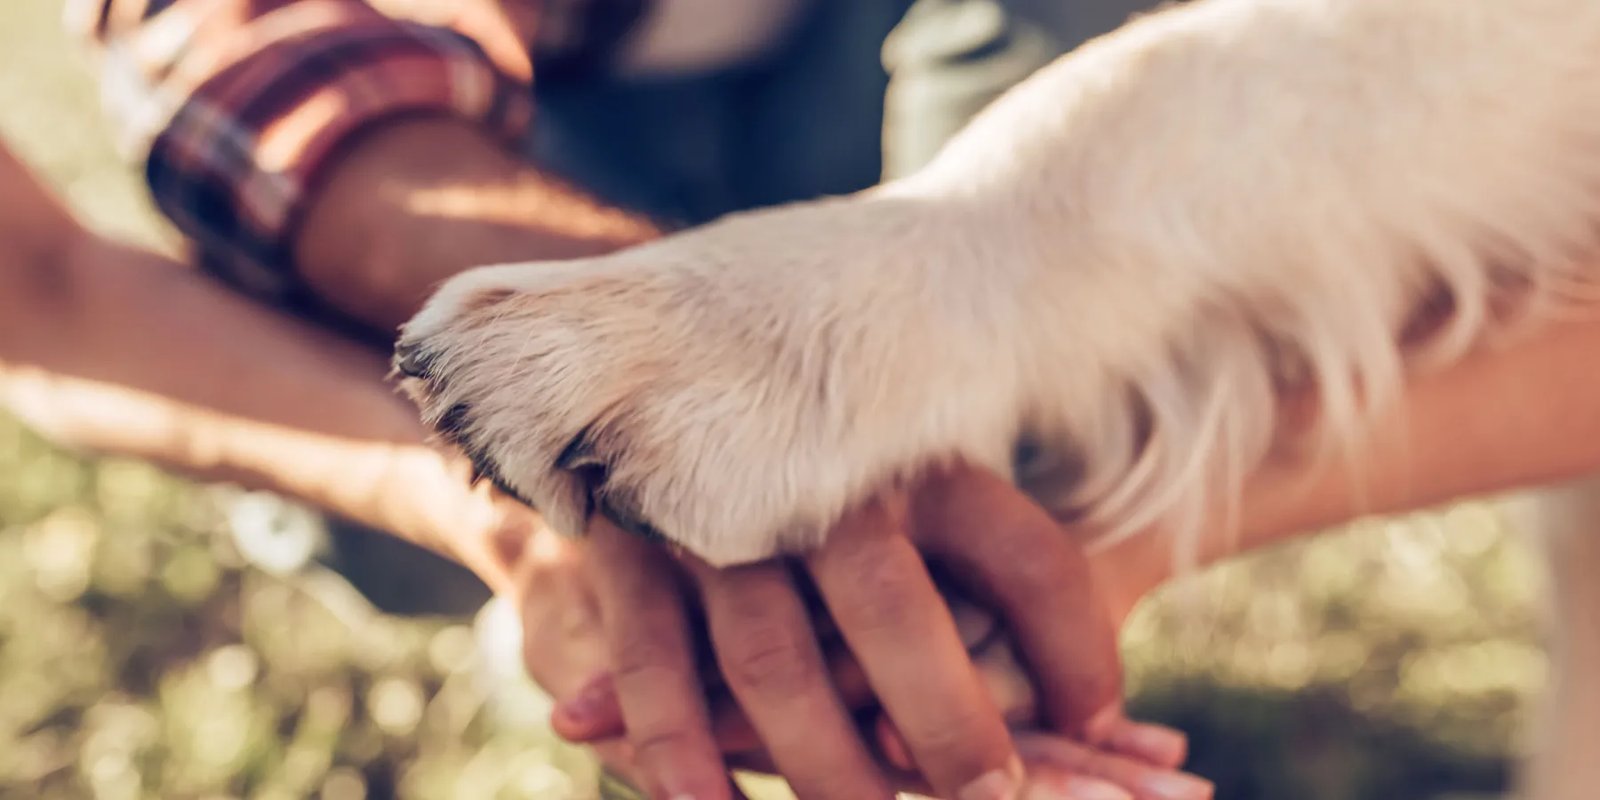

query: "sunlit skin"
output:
10 112 1600 795
0 137 1192 797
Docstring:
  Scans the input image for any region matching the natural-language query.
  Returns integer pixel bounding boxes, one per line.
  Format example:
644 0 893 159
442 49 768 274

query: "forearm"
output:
77 0 652 335
0 231 519 585
3 363 463 548
1246 315 1600 539
1099 311 1600 603
294 119 659 332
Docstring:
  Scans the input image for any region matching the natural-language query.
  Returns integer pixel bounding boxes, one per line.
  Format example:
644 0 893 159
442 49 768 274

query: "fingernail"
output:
554 673 613 727
1124 725 1188 766
960 756 1024 800
1083 705 1123 744
1025 776 1132 800
1104 720 1189 768
1087 708 1191 766
1140 772 1214 800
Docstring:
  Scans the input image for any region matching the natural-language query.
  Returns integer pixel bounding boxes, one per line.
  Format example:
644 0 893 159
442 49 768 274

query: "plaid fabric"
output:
68 0 648 304
156 3 533 301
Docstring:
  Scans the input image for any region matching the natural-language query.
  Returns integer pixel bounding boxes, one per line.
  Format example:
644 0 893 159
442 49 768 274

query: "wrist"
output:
376 442 564 595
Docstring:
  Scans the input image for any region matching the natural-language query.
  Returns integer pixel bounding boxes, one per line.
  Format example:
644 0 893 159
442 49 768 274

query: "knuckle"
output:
985 512 1061 578
720 625 820 696
629 723 703 760
904 708 1009 775
610 630 686 682
836 551 923 629
999 546 1067 605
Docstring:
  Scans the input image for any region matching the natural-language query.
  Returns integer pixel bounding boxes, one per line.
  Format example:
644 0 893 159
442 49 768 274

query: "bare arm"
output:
39 0 660 574
1098 312 1600 612
293 118 657 332
1253 320 1600 542
0 145 528 588
71 0 656 336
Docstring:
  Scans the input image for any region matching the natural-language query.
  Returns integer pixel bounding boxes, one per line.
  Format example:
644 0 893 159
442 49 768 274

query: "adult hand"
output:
0 134 651 791
0 128 1196 799
550 465 1211 800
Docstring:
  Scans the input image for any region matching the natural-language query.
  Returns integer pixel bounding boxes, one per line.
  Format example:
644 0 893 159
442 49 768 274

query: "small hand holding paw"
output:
548 466 1212 800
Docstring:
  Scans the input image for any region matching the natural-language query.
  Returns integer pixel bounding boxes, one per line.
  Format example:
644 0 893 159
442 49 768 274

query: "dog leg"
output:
399 0 1600 567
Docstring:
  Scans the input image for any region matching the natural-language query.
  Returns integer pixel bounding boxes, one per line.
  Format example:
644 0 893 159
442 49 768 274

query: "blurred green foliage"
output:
0 1 1547 797
1123 507 1541 799
0 420 599 799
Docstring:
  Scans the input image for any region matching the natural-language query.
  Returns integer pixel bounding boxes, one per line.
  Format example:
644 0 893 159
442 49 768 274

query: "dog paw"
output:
398 0 1600 569
395 194 1033 565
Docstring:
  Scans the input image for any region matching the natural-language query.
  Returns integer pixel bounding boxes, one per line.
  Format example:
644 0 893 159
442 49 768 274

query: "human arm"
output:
292 117 657 331
552 304 1600 799
62 3 1229 793
70 0 655 334
0 189 1182 800
1 133 697 790
70 4 1168 793
4 124 1195 797
1093 311 1600 616
0 141 525 588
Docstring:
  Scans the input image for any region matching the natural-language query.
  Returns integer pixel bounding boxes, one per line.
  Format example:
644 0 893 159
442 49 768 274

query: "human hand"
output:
547 465 1212 800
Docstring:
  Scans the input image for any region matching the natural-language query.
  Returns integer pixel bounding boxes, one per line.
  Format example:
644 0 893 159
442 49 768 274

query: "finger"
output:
916 468 1187 767
552 673 769 750
590 735 771 795
964 631 1188 769
914 480 1187 770
913 467 1128 744
1023 769 1136 800
554 646 878 751
868 634 1044 764
592 751 755 800
707 642 878 753
871 728 1144 800
1016 735 1214 800
806 495 1023 800
874 715 915 772
883 720 1207 800
588 518 730 800
551 672 625 742
685 557 895 800
1088 711 1189 771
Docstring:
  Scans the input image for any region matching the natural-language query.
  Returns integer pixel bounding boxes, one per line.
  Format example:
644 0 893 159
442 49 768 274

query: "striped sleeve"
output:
68 0 534 303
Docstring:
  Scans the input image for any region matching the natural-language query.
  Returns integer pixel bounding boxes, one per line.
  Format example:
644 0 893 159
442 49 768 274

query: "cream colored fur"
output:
400 0 1600 563
399 0 1600 794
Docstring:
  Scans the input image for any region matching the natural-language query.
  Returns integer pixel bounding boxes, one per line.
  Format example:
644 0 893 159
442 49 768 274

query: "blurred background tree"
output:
0 1 1546 797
